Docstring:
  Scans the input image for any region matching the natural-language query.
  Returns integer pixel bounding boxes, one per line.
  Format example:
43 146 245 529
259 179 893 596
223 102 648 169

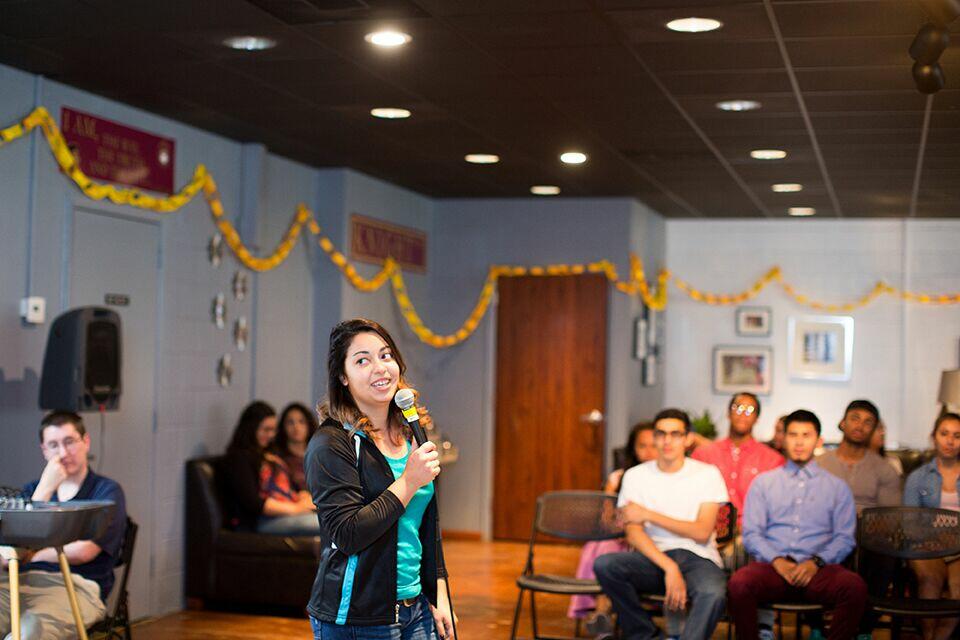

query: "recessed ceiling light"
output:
364 30 412 47
370 107 411 119
223 36 277 51
666 17 723 33
716 100 762 112
772 183 803 193
560 151 587 165
788 207 816 217
465 154 500 164
531 185 561 196
751 149 788 160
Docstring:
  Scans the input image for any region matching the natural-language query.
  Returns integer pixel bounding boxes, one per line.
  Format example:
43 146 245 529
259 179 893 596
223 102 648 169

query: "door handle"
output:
579 409 604 425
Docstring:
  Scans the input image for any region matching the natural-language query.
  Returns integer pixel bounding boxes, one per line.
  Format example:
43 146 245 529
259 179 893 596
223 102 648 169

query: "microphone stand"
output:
398 392 458 640
434 472 458 640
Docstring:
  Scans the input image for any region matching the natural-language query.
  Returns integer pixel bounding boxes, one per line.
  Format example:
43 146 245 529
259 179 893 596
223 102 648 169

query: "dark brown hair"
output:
319 318 414 442
784 409 821 435
275 402 319 455
227 401 276 455
653 408 690 432
39 411 85 443
932 412 960 437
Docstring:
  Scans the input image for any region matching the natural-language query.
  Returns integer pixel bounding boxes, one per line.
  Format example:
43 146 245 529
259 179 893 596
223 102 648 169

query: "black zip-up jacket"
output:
305 418 447 625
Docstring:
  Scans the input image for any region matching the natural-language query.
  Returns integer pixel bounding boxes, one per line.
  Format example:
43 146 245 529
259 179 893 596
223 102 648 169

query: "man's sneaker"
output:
584 612 613 636
758 624 776 640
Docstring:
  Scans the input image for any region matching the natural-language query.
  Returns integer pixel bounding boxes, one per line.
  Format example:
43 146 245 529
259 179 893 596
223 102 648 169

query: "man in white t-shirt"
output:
594 408 729 640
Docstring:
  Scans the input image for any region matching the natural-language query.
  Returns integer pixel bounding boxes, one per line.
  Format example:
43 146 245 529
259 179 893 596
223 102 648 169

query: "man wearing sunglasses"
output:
692 392 784 526
0 411 127 640
594 408 729 640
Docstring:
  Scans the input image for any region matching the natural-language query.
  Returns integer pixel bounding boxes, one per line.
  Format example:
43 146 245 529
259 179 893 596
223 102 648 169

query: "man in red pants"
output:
728 409 868 640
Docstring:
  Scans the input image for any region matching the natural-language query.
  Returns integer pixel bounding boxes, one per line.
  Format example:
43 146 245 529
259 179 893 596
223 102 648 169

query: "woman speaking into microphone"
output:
306 318 454 639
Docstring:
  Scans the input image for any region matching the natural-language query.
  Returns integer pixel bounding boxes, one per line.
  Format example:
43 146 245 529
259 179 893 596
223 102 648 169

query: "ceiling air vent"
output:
246 0 427 25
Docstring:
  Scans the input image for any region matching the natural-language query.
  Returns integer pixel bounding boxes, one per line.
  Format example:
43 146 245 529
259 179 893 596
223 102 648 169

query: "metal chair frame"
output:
88 517 138 640
857 506 960 639
510 491 624 640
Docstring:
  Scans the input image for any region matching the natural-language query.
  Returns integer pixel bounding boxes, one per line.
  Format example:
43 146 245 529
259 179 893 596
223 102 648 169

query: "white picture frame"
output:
736 306 771 337
712 346 772 395
787 315 854 382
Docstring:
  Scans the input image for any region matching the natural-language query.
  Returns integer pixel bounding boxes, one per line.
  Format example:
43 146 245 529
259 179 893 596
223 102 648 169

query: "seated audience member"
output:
729 409 867 640
691 392 783 637
818 399 900 621
870 419 904 477
221 400 318 535
0 411 127 640
274 402 320 490
692 392 784 524
594 409 729 640
903 412 960 640
817 399 901 513
568 422 657 627
765 415 787 454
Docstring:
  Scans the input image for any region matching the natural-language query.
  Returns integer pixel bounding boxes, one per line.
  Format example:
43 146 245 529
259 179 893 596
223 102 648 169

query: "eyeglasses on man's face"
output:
653 429 686 442
43 437 82 454
731 404 756 416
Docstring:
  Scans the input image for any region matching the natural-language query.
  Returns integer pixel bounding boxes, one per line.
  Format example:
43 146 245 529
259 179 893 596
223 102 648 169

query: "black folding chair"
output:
858 506 960 639
88 517 138 640
510 491 623 640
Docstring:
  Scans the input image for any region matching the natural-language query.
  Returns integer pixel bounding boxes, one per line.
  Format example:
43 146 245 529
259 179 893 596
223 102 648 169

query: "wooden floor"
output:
133 539 892 639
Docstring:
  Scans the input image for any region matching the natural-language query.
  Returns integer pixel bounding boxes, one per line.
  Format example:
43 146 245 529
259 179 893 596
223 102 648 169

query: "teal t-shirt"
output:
385 445 435 600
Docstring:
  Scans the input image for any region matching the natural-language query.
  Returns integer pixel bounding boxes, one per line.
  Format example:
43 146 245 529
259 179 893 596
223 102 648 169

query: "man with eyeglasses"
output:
692 392 784 525
594 408 728 640
0 411 127 640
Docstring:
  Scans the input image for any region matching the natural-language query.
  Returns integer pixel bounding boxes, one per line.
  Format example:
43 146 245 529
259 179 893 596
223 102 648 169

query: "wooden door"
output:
493 274 608 540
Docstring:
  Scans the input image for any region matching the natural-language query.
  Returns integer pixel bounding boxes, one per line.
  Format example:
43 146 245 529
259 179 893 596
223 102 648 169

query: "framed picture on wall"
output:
713 346 772 395
736 306 772 337
787 315 854 381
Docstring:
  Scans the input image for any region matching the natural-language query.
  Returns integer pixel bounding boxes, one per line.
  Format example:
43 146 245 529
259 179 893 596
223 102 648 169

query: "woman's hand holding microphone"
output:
389 441 440 506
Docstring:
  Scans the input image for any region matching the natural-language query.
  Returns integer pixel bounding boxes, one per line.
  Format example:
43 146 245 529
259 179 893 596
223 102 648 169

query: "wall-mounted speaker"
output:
39 307 122 411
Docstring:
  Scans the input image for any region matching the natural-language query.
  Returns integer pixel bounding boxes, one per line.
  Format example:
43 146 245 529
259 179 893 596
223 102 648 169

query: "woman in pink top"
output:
568 422 657 628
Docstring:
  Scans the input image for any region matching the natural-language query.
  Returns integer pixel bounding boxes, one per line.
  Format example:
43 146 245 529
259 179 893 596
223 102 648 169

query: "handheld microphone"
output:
394 388 427 446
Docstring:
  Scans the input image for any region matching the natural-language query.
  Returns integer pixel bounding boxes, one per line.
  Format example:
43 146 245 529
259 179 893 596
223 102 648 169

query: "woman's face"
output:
933 418 960 460
342 331 400 410
255 415 278 449
284 409 310 445
869 422 886 453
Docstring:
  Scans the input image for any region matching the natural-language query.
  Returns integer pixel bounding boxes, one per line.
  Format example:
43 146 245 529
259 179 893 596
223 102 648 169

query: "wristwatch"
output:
811 555 826 568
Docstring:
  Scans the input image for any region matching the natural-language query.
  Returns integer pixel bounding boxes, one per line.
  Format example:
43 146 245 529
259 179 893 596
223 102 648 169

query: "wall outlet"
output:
20 296 45 324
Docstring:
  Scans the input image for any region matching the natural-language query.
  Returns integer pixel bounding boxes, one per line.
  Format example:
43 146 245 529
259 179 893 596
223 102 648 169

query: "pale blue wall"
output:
0 60 670 616
427 198 666 535
0 65 318 615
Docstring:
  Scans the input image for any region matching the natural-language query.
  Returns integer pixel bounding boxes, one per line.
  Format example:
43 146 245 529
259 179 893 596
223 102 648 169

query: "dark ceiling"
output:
1 0 958 217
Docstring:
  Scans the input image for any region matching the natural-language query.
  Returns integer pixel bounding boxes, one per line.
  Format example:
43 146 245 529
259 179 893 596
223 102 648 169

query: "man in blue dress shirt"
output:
728 409 868 640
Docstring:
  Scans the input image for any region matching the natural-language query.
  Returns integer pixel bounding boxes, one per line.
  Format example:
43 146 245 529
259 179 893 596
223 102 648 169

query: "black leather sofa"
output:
185 456 320 610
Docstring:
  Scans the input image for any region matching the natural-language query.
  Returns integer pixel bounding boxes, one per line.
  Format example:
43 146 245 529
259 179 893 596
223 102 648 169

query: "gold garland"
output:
1 106 958 349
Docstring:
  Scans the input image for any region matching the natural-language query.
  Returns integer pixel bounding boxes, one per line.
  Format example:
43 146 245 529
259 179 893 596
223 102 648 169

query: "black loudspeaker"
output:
39 307 122 411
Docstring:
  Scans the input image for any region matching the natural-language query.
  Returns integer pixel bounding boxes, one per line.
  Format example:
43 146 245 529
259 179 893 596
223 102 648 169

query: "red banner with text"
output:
350 214 427 273
60 107 175 195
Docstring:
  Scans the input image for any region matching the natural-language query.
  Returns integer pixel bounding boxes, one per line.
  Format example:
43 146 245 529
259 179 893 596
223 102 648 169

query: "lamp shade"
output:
939 369 960 407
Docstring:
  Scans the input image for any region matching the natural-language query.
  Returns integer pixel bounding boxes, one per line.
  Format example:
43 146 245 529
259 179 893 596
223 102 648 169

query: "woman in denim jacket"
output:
903 412 960 640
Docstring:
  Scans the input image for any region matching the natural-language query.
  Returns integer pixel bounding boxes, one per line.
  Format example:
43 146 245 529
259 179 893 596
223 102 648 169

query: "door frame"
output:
65 202 163 614
485 274 610 541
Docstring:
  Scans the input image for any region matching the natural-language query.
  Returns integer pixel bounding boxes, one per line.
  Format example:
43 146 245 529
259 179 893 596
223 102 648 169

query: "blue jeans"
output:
256 513 319 536
594 549 726 640
310 594 438 639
